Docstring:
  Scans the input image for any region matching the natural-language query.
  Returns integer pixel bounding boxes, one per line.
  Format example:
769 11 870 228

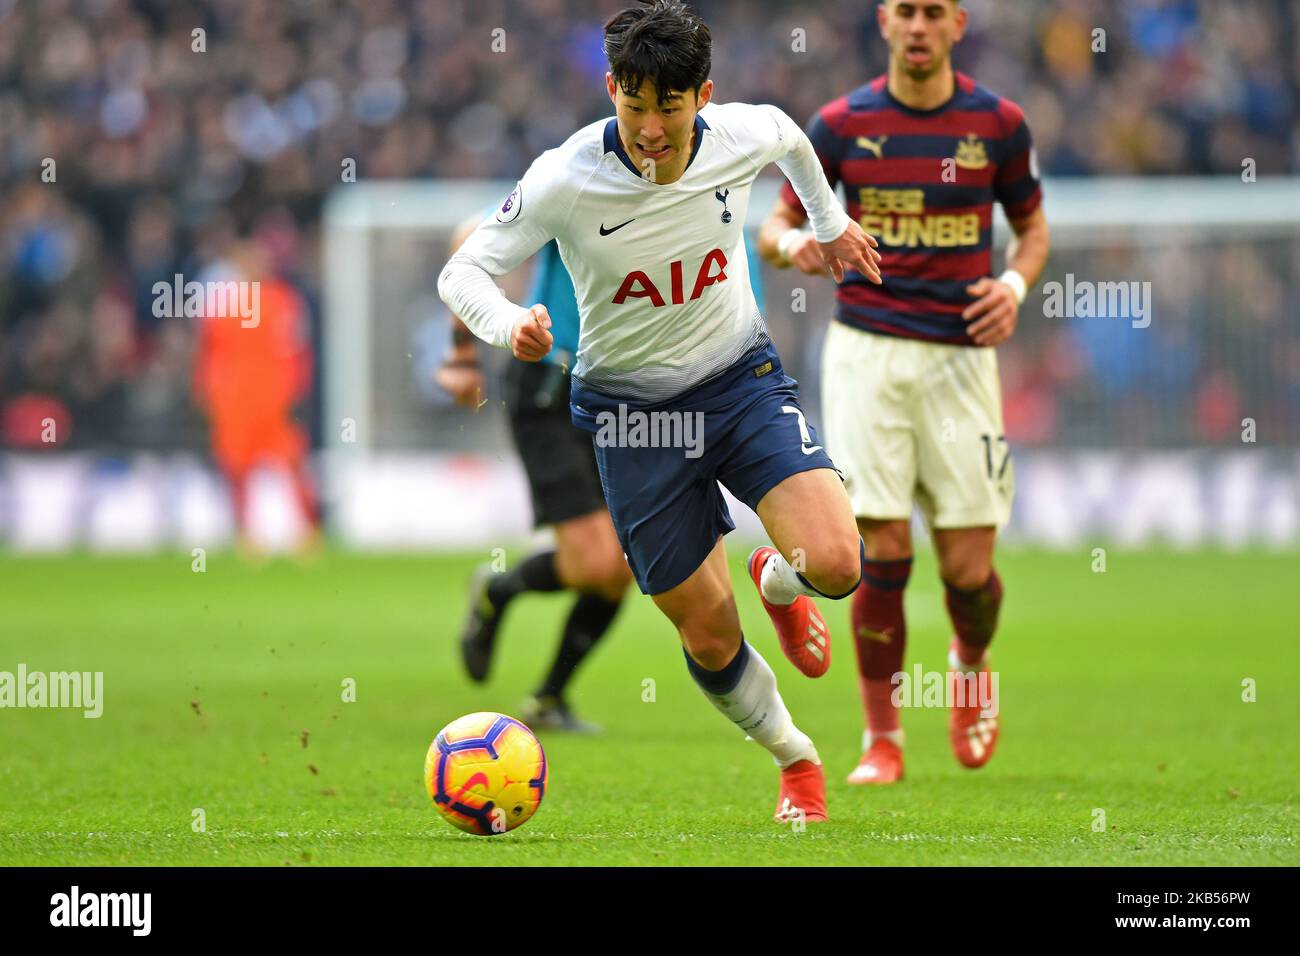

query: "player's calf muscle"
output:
651 551 742 667
657 596 741 668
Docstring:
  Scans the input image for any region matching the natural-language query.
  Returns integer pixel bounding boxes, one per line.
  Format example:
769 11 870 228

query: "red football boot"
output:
948 642 999 768
747 546 831 678
846 736 904 785
774 759 828 823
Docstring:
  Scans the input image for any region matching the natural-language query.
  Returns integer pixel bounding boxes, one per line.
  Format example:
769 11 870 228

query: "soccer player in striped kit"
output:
760 0 1050 783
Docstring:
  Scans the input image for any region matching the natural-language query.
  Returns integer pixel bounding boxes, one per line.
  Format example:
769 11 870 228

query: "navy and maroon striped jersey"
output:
780 72 1043 345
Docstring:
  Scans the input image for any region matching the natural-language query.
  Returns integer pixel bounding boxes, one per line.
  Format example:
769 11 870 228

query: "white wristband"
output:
998 269 1028 307
777 228 803 265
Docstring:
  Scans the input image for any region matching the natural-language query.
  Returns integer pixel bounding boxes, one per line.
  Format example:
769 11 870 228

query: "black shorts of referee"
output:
502 358 607 527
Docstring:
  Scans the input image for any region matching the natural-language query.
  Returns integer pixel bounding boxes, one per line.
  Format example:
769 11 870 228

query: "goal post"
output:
321 176 1300 550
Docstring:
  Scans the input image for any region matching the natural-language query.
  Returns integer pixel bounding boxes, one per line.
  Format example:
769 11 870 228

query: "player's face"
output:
877 1 968 80
606 74 713 180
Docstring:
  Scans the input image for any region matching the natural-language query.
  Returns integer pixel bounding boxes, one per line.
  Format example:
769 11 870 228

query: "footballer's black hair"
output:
603 0 712 106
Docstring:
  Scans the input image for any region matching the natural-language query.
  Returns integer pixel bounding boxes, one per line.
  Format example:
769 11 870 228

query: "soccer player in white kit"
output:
440 0 883 823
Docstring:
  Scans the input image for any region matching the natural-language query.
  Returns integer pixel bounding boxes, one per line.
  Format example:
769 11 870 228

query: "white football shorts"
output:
820 320 1014 529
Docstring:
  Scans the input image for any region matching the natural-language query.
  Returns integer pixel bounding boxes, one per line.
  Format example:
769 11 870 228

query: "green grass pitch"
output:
0 547 1295 866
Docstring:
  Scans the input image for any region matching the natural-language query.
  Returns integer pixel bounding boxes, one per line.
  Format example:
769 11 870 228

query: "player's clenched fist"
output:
819 220 883 285
510 304 553 362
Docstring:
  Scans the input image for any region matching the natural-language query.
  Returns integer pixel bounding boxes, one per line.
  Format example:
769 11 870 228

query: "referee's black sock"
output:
486 550 563 610
536 593 622 700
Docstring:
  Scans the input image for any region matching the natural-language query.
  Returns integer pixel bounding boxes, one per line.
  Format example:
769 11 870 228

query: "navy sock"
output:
683 638 750 695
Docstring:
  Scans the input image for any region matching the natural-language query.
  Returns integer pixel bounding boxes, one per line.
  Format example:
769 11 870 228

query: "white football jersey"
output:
439 100 850 403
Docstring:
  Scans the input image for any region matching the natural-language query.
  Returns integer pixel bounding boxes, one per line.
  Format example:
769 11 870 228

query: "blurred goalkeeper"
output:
193 238 320 551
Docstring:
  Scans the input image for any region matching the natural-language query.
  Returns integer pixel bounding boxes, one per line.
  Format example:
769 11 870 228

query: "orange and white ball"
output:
424 712 548 835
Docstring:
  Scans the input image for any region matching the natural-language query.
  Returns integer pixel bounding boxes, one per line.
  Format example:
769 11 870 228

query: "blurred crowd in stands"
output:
1 0 1297 453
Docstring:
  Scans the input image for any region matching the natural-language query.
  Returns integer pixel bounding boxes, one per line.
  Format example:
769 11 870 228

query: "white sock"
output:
695 643 820 769
948 644 987 673
759 551 818 606
862 728 905 751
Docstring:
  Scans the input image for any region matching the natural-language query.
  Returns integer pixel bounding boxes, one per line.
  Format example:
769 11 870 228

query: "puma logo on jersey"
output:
856 135 888 159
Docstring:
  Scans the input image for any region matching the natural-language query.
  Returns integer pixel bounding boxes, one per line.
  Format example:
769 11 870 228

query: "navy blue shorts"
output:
570 343 840 595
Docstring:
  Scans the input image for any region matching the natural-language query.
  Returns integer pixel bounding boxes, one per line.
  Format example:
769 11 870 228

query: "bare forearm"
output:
759 210 802 268
1006 216 1050 289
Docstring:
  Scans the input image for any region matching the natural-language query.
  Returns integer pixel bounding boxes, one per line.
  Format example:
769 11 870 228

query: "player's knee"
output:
674 602 739 669
808 540 863 598
561 548 616 595
592 543 633 597
940 560 992 593
861 521 911 561
593 560 632 603
614 559 635 595
681 629 738 671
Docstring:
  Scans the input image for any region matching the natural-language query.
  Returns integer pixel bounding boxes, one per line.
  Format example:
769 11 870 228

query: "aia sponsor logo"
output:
611 249 728 307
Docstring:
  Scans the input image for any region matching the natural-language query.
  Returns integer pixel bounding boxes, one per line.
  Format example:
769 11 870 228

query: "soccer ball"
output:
424 712 548 835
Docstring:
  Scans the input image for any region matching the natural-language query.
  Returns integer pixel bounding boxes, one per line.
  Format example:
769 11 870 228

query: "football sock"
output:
862 728 905 750
536 592 622 700
944 570 1004 667
684 638 820 769
486 550 563 610
852 558 912 737
759 551 820 606
761 539 865 604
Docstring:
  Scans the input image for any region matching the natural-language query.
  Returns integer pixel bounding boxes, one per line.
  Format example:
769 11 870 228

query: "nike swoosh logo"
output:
599 219 635 236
